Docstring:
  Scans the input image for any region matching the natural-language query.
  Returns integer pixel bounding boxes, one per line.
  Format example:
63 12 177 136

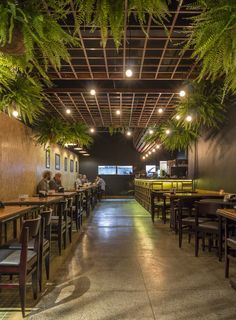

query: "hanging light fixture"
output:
125 69 133 77
90 89 96 96
126 130 132 136
175 115 181 120
166 129 171 135
158 108 163 114
179 90 186 97
149 129 154 134
90 128 95 133
66 108 71 114
156 144 160 149
125 28 133 78
12 110 19 118
186 115 192 122
116 110 121 115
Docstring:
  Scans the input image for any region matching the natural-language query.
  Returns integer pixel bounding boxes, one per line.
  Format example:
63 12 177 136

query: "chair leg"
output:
58 230 62 255
195 231 199 257
179 222 182 248
32 270 38 300
63 230 66 249
45 254 50 280
19 282 26 318
69 224 72 243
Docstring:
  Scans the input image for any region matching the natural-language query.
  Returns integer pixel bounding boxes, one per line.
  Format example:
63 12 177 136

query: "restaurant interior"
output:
0 0 236 319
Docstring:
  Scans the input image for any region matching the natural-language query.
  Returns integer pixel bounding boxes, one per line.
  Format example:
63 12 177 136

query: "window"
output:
98 166 116 175
117 166 133 175
146 165 156 177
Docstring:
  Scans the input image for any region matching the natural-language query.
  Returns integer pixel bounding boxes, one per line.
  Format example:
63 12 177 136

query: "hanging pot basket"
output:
0 29 25 55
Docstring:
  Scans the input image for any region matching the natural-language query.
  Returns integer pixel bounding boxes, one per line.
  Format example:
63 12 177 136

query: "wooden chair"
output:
0 216 41 317
72 193 83 231
152 191 170 224
65 198 73 243
51 200 67 255
224 219 236 278
194 202 222 257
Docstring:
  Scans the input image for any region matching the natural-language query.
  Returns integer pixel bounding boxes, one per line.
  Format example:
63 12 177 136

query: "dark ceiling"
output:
44 0 199 153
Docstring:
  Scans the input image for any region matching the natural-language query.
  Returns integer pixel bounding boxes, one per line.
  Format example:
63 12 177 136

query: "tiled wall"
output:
0 113 79 200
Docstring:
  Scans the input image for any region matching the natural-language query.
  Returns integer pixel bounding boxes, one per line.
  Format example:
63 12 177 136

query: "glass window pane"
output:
117 166 133 175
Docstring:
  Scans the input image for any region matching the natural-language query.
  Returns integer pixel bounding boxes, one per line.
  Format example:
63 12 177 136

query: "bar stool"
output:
0 216 41 317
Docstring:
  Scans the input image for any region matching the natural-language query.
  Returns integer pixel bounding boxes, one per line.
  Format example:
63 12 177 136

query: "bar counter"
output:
134 178 193 213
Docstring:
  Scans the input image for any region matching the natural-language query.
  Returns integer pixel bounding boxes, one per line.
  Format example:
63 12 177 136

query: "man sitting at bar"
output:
49 172 64 191
37 170 52 193
75 174 83 189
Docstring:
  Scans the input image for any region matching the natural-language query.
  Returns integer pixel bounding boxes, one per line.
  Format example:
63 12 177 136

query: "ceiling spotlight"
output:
166 129 171 135
90 89 96 95
12 110 19 118
66 108 71 114
156 144 160 149
152 148 156 153
186 115 192 122
74 147 83 150
116 110 121 115
175 115 181 120
142 156 145 160
90 128 95 133
179 90 186 97
148 151 152 155
83 154 90 156
146 154 149 157
67 143 76 146
149 129 154 134
125 69 133 77
80 151 87 154
158 108 163 114
126 131 132 136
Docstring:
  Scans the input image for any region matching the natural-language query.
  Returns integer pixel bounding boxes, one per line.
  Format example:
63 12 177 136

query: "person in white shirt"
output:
75 174 83 189
95 175 106 199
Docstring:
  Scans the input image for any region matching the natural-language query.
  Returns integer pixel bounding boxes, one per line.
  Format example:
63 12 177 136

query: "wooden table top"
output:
217 208 236 221
164 192 223 199
0 205 34 222
47 191 77 197
4 196 63 206
200 198 236 207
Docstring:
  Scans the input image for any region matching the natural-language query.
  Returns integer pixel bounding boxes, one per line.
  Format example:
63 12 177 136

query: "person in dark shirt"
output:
37 170 52 193
49 173 63 191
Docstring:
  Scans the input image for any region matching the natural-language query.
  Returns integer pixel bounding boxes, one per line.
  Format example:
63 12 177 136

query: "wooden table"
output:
47 191 77 198
164 192 224 232
4 196 63 206
200 198 236 207
0 205 35 243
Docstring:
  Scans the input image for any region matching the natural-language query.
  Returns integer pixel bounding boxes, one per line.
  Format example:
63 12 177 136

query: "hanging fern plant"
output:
185 0 236 93
74 0 169 48
174 81 227 130
145 120 199 152
34 117 93 147
0 74 45 123
0 1 78 81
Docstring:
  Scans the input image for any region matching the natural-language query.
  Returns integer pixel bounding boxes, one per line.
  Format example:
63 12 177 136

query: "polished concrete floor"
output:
1 199 236 319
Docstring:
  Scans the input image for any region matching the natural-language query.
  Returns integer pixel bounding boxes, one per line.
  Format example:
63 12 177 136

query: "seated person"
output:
49 172 63 191
82 174 88 184
37 170 52 193
95 175 106 198
75 174 83 189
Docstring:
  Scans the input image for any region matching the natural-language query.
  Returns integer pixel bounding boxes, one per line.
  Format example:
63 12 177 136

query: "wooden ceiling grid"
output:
43 1 199 152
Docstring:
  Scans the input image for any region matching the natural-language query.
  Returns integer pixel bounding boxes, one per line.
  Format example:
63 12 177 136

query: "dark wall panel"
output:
188 103 236 193
80 133 175 195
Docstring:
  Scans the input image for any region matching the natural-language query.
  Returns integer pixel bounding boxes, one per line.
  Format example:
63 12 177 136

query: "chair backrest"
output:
195 201 222 218
40 209 52 226
20 216 41 241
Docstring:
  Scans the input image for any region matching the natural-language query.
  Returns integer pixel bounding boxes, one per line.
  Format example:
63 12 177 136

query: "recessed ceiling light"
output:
90 89 96 95
158 108 163 114
175 115 181 120
166 129 171 135
66 108 71 114
186 115 192 122
116 110 121 115
90 128 95 133
179 90 186 97
12 110 19 118
125 69 133 77
149 129 154 134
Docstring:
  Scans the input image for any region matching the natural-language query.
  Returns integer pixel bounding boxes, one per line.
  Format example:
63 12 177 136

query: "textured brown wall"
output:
0 113 79 200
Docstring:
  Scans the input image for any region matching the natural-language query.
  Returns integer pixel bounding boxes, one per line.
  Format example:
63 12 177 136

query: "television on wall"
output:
98 166 116 175
117 166 133 175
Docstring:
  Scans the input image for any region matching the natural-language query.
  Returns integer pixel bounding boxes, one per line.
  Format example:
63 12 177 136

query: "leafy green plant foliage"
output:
34 117 93 147
145 120 199 151
74 0 169 47
0 1 77 81
174 81 227 129
0 74 45 123
185 0 236 93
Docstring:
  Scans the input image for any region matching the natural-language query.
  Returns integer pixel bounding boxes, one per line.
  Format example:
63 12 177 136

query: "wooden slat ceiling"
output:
44 0 199 152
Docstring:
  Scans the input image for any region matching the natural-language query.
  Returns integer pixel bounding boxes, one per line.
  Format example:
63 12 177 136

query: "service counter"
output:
134 178 193 213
